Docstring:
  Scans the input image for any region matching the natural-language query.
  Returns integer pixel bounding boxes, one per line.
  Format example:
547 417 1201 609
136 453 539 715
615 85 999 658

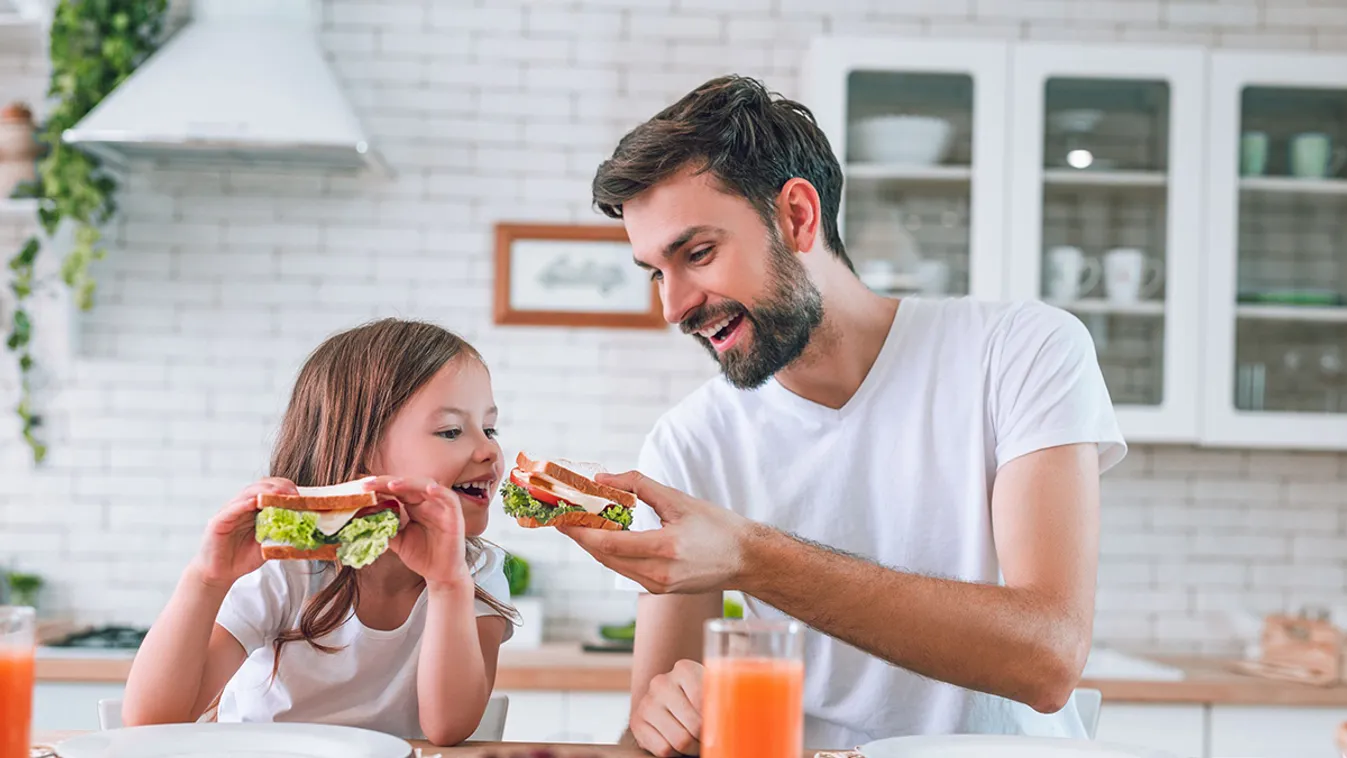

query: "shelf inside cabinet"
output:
846 163 972 183
1050 298 1166 316
1235 304 1347 323
1043 169 1168 188
1239 177 1347 196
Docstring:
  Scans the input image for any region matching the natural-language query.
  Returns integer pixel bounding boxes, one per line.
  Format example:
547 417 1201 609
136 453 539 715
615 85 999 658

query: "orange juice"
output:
0 646 35 758
702 657 804 758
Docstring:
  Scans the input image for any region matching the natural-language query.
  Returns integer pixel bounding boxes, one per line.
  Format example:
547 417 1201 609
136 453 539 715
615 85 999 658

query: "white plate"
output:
56 723 413 758
860 735 1176 758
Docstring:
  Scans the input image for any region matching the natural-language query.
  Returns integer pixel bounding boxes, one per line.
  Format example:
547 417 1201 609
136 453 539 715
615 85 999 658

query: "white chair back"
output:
96 698 122 730
97 693 510 741
1074 687 1103 740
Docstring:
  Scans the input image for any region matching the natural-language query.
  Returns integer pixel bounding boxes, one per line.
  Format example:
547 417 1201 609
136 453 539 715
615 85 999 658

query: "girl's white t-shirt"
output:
214 545 514 739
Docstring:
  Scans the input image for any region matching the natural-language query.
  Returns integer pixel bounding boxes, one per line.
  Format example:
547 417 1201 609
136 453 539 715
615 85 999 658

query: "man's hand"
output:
557 471 756 594
629 659 704 757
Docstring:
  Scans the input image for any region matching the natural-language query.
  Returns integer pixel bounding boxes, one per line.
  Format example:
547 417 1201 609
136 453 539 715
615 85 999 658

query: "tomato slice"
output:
509 469 562 507
353 499 400 519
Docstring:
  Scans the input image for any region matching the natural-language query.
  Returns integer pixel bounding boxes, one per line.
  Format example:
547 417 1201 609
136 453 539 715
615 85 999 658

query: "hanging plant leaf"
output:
5 0 170 463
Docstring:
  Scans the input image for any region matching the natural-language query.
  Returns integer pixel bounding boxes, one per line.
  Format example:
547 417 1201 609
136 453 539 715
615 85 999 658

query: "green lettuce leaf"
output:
600 504 633 529
255 507 329 550
335 509 400 569
501 481 582 524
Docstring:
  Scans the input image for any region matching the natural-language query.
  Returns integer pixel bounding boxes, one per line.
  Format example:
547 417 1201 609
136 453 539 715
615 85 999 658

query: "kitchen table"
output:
31 731 836 757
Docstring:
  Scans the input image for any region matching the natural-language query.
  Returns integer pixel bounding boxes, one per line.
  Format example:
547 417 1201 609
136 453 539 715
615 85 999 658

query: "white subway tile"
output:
329 2 424 28
1096 588 1189 612
1188 532 1290 560
1156 560 1250 588
1165 1 1259 26
1153 612 1242 642
1191 590 1285 615
1092 611 1153 640
435 6 526 33
1101 532 1190 558
628 11 724 40
1218 29 1316 48
527 8 624 36
1246 506 1338 532
1249 450 1342 478
475 35 575 63
1275 5 1347 26
1150 446 1247 475
1190 478 1282 503
1317 31 1347 50
321 29 379 54
1150 505 1238 530
974 0 1071 19
108 445 204 473
1287 481 1344 506
1097 562 1156 586
1250 563 1344 590
1289 536 1347 560
1025 20 1121 41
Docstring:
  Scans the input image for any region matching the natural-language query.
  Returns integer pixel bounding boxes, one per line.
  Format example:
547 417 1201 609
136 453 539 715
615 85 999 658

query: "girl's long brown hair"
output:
264 318 518 677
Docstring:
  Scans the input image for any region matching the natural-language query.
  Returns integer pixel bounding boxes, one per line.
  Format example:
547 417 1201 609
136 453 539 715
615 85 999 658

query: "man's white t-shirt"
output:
626 297 1126 749
214 545 514 739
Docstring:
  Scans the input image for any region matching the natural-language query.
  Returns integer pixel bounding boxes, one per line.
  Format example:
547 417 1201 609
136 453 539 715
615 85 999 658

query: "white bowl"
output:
848 115 953 165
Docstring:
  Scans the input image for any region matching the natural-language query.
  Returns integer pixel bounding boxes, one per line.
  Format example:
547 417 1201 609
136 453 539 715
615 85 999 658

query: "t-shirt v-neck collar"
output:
759 298 910 423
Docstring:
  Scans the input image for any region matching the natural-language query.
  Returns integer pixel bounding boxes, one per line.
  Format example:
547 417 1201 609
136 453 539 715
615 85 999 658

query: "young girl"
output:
121 318 518 745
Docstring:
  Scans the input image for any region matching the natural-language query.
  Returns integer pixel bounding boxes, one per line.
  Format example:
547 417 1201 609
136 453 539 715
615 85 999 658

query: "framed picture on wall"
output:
493 222 665 329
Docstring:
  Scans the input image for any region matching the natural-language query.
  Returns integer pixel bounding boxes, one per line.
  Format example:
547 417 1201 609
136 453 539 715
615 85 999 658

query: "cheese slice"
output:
531 473 617 515
314 509 363 536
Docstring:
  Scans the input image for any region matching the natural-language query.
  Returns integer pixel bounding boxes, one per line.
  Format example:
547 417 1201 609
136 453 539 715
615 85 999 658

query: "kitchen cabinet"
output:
1209 705 1345 758
1005 44 1206 443
804 38 1010 302
1202 51 1347 450
808 38 1347 450
1094 703 1204 758
32 682 125 731
497 690 629 744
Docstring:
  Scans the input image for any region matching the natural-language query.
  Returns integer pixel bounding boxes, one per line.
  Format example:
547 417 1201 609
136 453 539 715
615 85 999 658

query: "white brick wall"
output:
1 0 1346 653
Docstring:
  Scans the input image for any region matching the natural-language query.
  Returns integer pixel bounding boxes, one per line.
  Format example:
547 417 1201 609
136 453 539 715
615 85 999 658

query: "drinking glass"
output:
702 618 804 758
1 606 35 758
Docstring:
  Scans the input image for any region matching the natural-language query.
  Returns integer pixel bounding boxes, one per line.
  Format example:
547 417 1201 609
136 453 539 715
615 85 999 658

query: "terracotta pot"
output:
0 101 40 199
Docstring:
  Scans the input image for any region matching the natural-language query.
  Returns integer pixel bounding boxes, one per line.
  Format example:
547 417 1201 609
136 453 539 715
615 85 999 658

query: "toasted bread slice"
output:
516 512 623 531
260 543 338 561
516 452 636 509
256 491 379 512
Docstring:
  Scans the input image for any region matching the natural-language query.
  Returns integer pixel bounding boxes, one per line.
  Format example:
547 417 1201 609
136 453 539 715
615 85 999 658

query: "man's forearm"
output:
734 525 1090 713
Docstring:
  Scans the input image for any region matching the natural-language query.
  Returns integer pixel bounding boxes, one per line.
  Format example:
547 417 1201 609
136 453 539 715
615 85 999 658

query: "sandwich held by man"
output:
558 74 1126 755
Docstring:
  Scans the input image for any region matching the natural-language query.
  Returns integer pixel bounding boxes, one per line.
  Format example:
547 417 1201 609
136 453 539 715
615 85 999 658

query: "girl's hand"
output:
190 478 298 591
367 477 471 589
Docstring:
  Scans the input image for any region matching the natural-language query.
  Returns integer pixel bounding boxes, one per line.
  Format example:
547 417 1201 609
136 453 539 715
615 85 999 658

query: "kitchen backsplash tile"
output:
1 0 1346 656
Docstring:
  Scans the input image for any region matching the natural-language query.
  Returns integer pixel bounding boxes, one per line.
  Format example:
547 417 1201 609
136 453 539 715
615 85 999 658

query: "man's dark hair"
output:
592 75 852 271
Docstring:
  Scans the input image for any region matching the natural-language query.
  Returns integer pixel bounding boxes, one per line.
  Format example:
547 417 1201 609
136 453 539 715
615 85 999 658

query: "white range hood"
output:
62 0 386 174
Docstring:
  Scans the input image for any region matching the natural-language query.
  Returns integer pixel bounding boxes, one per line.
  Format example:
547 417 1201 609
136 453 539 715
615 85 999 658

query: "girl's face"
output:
373 356 502 537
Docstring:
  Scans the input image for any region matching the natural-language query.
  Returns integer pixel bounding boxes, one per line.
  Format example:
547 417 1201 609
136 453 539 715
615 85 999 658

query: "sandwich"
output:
501 453 635 531
253 477 403 569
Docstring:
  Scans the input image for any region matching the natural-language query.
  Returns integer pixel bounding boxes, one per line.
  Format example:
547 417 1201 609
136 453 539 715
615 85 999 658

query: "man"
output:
559 75 1126 755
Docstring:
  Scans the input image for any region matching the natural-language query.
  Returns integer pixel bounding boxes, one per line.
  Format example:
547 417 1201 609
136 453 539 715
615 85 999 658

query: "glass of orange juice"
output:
702 618 804 758
1 606 35 758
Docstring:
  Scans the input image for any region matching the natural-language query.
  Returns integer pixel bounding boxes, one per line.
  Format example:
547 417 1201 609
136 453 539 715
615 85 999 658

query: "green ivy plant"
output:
7 0 168 463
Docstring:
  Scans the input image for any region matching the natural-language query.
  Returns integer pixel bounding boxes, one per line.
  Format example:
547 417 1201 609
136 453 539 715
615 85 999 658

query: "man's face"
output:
624 168 823 390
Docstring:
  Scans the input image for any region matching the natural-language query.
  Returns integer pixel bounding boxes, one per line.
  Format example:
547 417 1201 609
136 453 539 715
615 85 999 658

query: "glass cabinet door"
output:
1204 52 1347 449
805 38 1009 302
1007 44 1206 443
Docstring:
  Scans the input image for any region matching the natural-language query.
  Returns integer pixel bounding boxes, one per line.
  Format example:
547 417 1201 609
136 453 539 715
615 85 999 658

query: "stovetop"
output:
44 625 148 649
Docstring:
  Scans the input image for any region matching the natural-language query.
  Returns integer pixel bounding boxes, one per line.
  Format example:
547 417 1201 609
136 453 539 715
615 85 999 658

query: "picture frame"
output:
493 222 665 329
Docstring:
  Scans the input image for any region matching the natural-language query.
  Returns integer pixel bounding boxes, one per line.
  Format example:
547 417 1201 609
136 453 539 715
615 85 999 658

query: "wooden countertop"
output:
32 731 831 757
35 644 1347 707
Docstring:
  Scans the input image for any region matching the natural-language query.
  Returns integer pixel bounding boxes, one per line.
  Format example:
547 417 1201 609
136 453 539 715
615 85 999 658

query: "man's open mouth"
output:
697 311 747 354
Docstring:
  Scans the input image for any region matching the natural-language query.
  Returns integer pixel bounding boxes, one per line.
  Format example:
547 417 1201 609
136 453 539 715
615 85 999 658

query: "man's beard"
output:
681 236 824 390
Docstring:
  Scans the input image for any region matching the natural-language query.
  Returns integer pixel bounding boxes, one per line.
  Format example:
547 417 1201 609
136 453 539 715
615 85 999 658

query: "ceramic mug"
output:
1289 132 1347 179
1103 248 1163 303
1045 246 1100 302
1240 131 1268 176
